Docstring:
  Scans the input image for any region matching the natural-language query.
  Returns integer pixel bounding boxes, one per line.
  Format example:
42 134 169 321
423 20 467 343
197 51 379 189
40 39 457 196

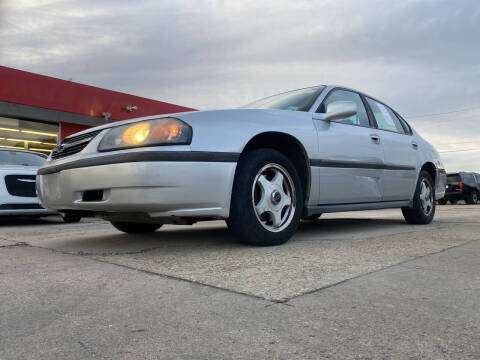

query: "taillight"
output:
459 181 463 189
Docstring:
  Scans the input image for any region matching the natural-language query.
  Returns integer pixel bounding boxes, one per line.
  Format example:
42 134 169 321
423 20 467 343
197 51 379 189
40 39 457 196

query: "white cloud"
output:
0 0 479 171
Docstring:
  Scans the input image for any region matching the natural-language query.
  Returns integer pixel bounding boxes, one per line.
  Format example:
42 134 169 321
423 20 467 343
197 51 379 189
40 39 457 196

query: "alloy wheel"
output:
251 163 296 232
419 179 433 215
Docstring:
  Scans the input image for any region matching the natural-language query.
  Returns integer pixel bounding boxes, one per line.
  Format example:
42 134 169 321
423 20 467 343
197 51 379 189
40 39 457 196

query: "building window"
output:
0 116 59 154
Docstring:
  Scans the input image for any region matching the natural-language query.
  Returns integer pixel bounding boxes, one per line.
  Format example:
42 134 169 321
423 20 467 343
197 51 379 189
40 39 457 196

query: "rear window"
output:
447 174 460 183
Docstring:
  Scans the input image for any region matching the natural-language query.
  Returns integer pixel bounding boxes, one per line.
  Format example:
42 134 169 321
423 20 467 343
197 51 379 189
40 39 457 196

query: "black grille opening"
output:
4 175 37 197
82 190 104 202
51 129 102 160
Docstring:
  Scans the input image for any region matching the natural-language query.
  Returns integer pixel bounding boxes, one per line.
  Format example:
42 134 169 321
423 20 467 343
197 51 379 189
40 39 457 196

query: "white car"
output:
37 85 446 245
0 149 57 218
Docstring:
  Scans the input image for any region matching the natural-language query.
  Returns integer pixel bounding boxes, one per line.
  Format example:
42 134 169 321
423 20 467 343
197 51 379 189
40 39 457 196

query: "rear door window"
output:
365 97 406 134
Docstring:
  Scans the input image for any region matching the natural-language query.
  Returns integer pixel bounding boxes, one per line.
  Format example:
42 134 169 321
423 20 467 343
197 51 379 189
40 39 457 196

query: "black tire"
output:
227 148 304 246
111 222 162 234
465 192 478 205
437 199 447 205
302 213 322 221
61 213 82 223
449 199 458 205
402 170 435 224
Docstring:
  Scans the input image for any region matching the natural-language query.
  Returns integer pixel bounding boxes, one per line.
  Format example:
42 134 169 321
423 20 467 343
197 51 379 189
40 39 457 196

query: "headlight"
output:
98 117 192 151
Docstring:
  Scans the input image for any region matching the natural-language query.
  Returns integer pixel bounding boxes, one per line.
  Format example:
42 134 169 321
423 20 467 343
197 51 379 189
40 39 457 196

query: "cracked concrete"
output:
1 206 478 301
1 205 480 359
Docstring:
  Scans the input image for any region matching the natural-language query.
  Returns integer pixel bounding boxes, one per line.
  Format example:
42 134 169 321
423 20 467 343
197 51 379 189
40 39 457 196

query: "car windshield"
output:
0 150 46 166
242 86 324 111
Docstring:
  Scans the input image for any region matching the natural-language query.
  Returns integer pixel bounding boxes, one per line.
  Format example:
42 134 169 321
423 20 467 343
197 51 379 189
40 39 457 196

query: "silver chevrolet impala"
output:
37 85 446 245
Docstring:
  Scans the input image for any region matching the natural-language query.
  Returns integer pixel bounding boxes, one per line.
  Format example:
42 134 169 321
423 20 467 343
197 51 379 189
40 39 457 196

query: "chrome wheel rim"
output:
419 179 433 216
252 163 296 232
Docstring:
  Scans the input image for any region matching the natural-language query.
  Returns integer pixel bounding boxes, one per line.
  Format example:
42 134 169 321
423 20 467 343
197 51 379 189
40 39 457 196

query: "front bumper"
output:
37 159 237 219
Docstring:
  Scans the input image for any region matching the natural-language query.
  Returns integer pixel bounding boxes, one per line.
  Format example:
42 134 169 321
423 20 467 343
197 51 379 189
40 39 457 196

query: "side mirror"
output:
312 101 357 122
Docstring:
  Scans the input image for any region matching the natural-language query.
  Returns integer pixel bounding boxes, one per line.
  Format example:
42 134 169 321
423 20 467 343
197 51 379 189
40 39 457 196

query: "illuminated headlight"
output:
98 118 192 151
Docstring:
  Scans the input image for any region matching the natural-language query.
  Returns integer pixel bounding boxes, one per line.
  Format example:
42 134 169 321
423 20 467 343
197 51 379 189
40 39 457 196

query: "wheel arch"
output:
238 132 311 203
420 161 437 186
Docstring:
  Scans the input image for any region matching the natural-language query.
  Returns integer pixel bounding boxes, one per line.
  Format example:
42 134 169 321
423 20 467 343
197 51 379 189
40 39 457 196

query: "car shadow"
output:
36 217 414 256
0 216 64 227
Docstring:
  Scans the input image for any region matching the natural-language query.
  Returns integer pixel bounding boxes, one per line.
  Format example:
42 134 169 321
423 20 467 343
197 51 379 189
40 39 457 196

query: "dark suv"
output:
438 172 480 205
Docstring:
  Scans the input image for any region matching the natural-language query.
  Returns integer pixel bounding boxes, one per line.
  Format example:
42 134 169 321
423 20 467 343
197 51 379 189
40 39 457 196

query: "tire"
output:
465 192 478 205
61 213 82 223
402 170 435 224
227 148 304 246
302 213 322 221
437 199 447 205
111 222 162 234
449 199 458 205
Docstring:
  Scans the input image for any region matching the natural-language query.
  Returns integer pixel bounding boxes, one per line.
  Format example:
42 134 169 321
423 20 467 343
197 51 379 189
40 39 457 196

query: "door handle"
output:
370 134 380 144
411 141 418 150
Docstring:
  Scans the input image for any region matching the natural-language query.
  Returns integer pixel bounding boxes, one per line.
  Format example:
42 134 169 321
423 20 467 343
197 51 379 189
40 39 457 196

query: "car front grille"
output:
51 129 102 160
4 175 37 197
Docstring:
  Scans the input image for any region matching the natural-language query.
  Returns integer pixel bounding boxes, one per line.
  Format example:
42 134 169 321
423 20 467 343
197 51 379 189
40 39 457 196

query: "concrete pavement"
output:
1 205 479 359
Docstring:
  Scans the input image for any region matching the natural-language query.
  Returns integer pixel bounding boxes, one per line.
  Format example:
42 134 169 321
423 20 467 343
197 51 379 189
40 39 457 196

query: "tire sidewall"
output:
413 170 436 223
228 149 304 245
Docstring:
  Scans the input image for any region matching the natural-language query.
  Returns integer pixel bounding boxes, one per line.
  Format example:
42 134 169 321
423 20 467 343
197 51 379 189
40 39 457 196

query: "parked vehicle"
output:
438 172 480 205
37 85 446 245
0 149 57 218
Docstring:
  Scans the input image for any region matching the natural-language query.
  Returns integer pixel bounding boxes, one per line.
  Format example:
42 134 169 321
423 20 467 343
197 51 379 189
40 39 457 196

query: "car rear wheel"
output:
402 170 435 224
227 149 303 246
111 221 162 234
302 213 322 221
465 192 478 204
449 199 458 205
437 199 447 205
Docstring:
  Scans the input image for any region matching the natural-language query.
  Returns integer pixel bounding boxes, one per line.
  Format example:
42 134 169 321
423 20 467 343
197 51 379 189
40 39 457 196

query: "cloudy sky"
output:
1 0 479 171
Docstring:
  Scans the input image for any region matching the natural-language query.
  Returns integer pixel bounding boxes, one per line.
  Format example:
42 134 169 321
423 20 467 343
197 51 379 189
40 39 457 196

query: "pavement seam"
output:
6 223 479 304
13 242 272 303
280 238 480 304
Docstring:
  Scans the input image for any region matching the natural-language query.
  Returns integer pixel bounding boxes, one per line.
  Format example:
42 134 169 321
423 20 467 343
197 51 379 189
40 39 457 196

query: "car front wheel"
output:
227 149 303 246
402 170 435 224
111 222 162 234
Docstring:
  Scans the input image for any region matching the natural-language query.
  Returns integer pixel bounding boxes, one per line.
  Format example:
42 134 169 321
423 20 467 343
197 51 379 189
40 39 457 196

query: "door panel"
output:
315 121 384 204
379 131 417 200
364 97 417 200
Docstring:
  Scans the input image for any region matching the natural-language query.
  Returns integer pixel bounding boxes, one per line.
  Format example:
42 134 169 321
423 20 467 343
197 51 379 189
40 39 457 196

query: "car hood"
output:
63 109 297 139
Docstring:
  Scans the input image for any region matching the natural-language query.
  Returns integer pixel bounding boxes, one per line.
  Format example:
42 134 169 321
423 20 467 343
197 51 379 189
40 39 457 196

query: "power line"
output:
435 140 479 146
406 105 480 119
438 148 480 154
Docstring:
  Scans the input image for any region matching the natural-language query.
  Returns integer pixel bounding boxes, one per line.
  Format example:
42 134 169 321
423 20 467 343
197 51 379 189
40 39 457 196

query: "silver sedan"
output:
37 85 446 245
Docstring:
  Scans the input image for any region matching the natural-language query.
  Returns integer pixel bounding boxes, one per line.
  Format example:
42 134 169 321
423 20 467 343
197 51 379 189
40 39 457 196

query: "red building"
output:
0 66 194 154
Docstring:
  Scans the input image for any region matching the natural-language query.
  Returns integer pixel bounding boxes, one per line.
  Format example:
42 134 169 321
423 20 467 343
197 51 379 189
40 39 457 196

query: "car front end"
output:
37 116 237 224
